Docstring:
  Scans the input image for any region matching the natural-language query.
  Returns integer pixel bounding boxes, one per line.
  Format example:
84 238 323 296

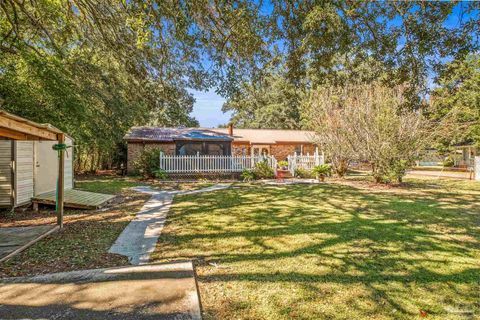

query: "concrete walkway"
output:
0 261 201 320
109 184 230 265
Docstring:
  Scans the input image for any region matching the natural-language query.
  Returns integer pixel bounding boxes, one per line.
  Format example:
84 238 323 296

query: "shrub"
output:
241 169 255 182
374 159 411 183
153 168 168 180
312 164 332 180
278 160 289 168
443 156 455 167
294 168 314 178
133 148 163 178
253 160 275 179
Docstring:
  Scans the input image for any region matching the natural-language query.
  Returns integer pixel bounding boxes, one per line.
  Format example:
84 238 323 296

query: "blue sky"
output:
189 89 231 128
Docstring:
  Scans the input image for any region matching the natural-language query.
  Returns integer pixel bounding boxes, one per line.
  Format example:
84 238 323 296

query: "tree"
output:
222 70 305 129
224 2 479 126
431 54 480 148
0 0 267 171
306 83 451 183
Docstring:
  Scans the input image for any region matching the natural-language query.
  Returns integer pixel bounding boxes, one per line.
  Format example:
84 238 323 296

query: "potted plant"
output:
278 160 289 170
312 164 332 182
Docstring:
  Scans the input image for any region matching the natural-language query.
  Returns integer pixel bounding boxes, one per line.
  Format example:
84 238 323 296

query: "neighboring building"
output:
124 125 318 173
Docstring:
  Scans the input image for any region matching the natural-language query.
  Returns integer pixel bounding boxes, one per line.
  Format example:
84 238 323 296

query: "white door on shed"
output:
34 138 74 195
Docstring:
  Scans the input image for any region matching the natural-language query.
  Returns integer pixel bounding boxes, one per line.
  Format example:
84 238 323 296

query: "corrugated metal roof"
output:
124 127 233 142
125 126 317 144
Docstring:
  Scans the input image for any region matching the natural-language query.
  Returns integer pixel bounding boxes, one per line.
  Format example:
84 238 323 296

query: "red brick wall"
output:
127 142 175 173
232 143 251 156
232 142 317 160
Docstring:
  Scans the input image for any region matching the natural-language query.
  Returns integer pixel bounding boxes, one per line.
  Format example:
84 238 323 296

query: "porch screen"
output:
176 141 231 156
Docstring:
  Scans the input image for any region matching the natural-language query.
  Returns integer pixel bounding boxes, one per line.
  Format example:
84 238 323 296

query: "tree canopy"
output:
431 53 480 148
0 1 478 170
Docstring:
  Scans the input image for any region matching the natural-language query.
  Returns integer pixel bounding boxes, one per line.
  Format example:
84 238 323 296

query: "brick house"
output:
124 125 318 173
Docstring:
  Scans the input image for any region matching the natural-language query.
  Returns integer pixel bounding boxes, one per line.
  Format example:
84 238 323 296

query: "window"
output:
294 145 303 155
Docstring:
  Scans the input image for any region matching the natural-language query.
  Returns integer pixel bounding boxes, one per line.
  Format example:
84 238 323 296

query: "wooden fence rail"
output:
159 154 277 173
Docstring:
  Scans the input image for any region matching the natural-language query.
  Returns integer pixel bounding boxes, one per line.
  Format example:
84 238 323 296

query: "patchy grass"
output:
0 175 219 278
76 175 214 193
152 177 480 320
0 190 149 277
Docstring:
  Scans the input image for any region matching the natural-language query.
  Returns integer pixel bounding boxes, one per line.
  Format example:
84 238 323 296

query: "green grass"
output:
76 175 214 194
152 177 480 320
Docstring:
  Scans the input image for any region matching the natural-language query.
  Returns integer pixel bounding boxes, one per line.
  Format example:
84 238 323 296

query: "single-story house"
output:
124 125 318 173
0 112 74 208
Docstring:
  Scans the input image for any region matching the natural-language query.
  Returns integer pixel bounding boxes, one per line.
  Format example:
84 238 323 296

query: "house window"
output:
176 141 231 156
295 145 303 155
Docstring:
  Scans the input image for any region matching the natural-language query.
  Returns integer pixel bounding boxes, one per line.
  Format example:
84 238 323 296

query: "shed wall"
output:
0 141 12 206
15 141 34 206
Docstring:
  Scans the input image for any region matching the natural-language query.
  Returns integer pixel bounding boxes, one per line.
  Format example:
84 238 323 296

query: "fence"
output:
159 154 277 174
287 153 324 176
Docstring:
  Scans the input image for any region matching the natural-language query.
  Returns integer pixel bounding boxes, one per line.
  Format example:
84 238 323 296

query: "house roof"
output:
125 126 317 144
124 127 233 142
210 128 317 144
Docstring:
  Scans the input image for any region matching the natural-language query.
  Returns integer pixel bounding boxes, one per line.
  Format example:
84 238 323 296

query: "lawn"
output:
151 177 480 320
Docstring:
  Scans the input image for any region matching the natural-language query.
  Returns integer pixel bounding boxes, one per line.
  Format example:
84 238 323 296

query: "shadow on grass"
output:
155 182 480 318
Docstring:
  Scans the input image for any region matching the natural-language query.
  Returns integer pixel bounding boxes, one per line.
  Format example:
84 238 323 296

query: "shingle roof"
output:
124 126 317 144
209 128 317 144
124 127 233 142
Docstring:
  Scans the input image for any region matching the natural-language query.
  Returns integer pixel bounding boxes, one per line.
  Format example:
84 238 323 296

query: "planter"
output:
276 169 290 179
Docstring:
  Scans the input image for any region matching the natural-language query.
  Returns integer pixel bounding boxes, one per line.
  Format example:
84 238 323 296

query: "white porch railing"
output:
159 154 277 173
287 152 324 176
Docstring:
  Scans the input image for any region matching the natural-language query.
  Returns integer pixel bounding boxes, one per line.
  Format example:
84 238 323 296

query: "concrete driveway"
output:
407 170 474 180
0 261 202 320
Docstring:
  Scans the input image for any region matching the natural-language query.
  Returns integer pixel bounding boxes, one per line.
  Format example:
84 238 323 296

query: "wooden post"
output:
475 156 480 181
57 133 65 228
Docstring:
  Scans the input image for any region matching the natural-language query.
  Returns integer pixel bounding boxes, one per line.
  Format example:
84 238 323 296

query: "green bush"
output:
133 148 163 178
374 159 411 183
241 169 255 182
294 168 314 178
312 164 332 178
153 168 168 180
443 156 455 167
253 160 275 179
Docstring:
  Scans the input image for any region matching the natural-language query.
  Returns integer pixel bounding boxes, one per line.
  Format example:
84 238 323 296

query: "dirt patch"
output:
0 191 149 278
